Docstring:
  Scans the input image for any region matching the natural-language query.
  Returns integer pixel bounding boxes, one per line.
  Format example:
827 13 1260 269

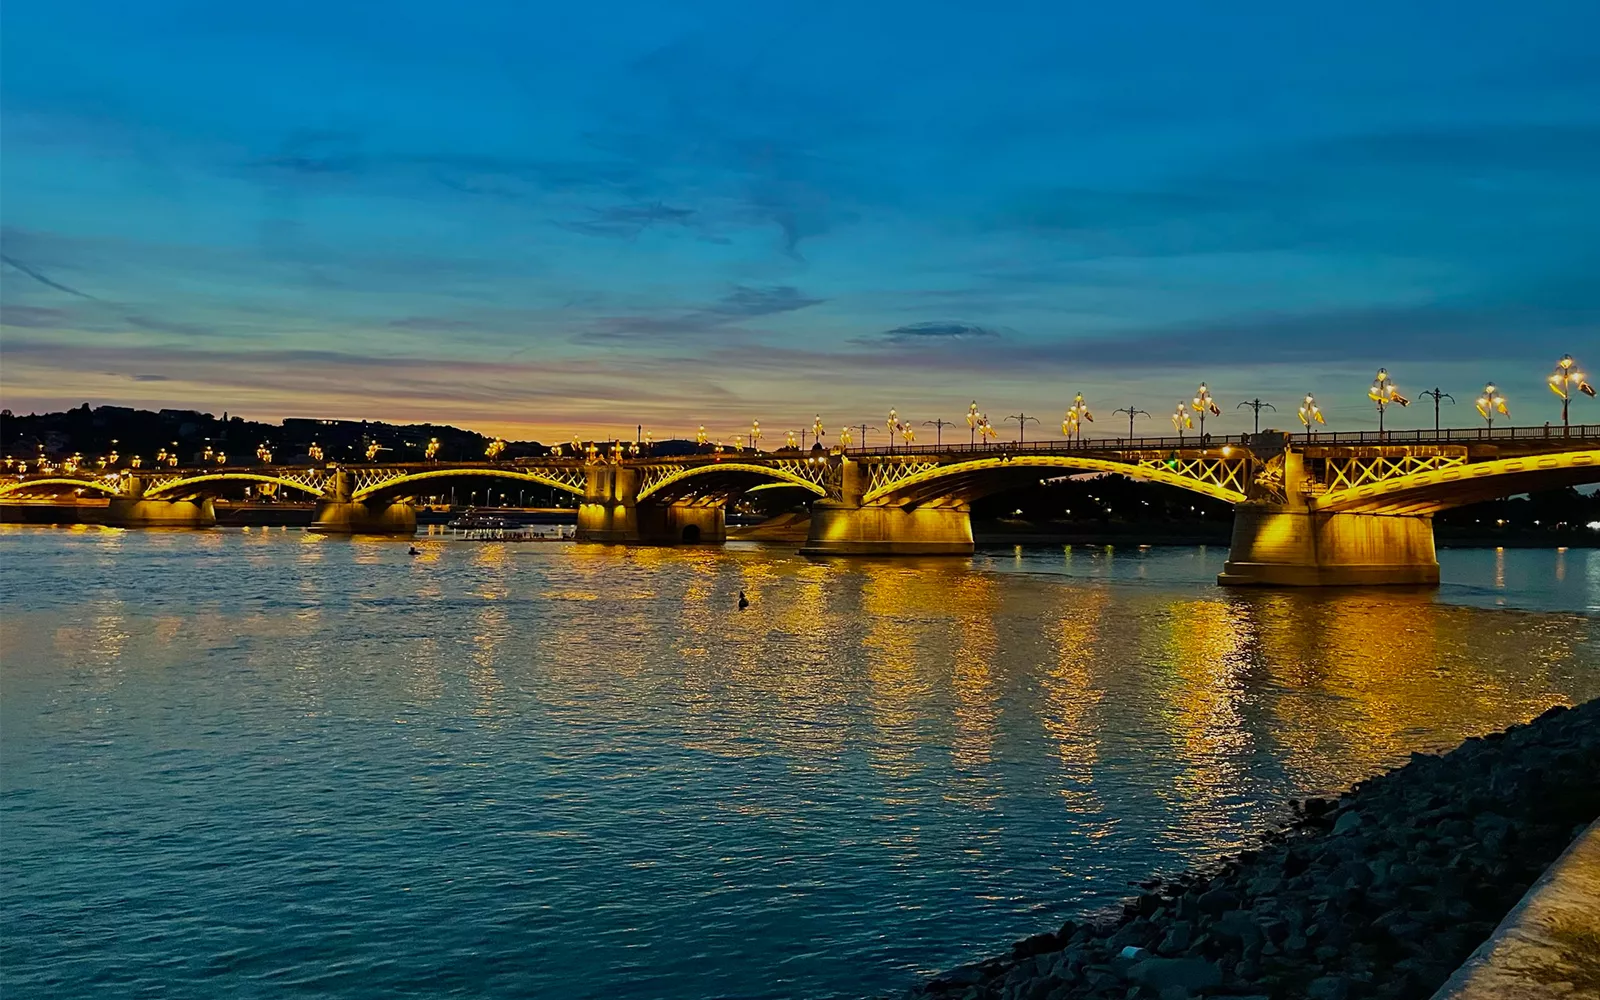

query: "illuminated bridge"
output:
3 424 1597 586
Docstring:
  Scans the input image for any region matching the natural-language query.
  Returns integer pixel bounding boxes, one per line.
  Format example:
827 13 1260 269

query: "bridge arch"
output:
0 477 123 498
1312 449 1600 514
352 466 586 503
636 463 828 504
862 455 1251 507
143 473 327 499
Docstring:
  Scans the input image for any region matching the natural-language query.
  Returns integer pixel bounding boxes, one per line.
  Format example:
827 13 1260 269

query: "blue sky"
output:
2 0 1598 439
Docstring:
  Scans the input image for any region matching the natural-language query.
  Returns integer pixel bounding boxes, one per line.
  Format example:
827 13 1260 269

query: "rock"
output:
1158 923 1192 954
1307 975 1349 1000
1126 957 1221 992
1197 888 1238 915
1333 810 1364 835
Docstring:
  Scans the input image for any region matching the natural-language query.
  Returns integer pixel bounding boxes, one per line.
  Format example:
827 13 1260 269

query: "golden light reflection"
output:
1042 587 1108 815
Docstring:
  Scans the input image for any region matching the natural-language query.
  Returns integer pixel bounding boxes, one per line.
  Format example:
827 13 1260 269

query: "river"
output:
2 526 1596 999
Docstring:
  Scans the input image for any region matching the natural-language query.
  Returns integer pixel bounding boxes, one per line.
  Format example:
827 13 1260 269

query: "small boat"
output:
447 510 512 531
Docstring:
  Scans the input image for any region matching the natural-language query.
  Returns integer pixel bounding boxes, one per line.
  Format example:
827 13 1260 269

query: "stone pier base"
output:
575 503 725 544
1219 504 1439 586
310 501 417 535
800 503 974 556
105 496 216 528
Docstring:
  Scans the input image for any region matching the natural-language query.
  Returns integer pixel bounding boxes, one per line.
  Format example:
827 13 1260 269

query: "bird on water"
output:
738 591 749 611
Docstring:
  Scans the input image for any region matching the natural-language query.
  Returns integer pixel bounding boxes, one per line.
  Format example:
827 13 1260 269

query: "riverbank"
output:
898 698 1600 1000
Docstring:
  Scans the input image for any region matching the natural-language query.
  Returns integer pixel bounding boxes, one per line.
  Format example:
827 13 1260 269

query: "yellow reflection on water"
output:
1042 587 1108 815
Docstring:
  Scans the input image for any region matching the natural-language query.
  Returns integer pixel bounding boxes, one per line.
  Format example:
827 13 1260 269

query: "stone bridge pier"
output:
574 465 725 545
310 470 418 535
800 458 974 556
105 475 217 528
1219 443 1438 587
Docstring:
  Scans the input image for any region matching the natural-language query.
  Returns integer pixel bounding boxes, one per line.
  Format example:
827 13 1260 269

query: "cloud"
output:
555 202 699 239
0 254 100 300
129 373 171 382
878 321 1004 344
0 305 70 327
584 284 824 342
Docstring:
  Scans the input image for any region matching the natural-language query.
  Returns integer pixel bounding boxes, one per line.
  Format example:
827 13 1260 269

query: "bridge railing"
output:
843 423 1600 457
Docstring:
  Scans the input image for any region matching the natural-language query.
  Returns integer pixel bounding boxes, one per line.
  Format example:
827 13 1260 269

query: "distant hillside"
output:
0 403 542 464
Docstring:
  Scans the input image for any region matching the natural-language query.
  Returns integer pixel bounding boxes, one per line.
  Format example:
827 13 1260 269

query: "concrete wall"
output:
104 496 217 528
309 501 417 535
1219 503 1439 586
800 503 974 556
576 501 725 544
1430 819 1600 1000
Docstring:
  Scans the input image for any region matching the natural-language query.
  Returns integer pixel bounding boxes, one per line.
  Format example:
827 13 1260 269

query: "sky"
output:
2 0 1598 441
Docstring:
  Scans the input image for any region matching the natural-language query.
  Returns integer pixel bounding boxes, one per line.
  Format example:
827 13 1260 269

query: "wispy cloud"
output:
877 321 1004 344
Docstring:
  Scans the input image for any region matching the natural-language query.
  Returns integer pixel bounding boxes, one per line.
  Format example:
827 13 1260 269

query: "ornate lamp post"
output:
484 438 506 460
813 415 826 450
1368 368 1410 434
1235 398 1276 435
425 437 440 461
839 426 854 450
1171 401 1193 444
1062 392 1093 445
1417 388 1455 434
1548 354 1596 433
750 420 762 452
899 420 916 447
979 416 998 448
1113 406 1150 439
1192 383 1221 439
1297 394 1325 440
967 401 981 447
696 426 708 452
1475 383 1509 431
785 429 798 450
886 409 898 454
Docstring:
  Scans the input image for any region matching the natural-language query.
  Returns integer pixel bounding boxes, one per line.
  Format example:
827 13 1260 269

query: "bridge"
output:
3 424 1597 586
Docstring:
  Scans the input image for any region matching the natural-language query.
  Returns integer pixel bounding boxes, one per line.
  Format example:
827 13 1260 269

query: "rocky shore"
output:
899 699 1600 1000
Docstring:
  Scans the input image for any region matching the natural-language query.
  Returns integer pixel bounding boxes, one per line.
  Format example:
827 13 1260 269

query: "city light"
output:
1297 394 1325 439
812 415 825 449
1548 354 1596 432
1368 368 1410 433
1063 392 1093 444
967 401 981 447
1171 400 1193 439
484 438 506 460
1475 383 1509 429
1191 383 1221 438
425 438 440 460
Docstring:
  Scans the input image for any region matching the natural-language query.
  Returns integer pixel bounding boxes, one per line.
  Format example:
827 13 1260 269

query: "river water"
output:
2 527 1597 999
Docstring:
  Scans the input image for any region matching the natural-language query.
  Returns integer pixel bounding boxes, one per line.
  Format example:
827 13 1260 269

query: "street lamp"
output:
966 401 980 447
1418 387 1455 434
750 421 762 452
1005 412 1040 444
886 409 898 453
697 426 708 451
839 426 854 450
425 437 440 460
812 415 825 450
786 429 798 450
1475 383 1510 431
485 439 506 460
923 417 953 447
1297 394 1325 440
1368 368 1410 434
899 420 916 447
1113 406 1150 440
1063 393 1092 445
1171 401 1193 444
1235 398 1276 435
1192 383 1221 439
1548 354 1596 433
979 415 997 448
